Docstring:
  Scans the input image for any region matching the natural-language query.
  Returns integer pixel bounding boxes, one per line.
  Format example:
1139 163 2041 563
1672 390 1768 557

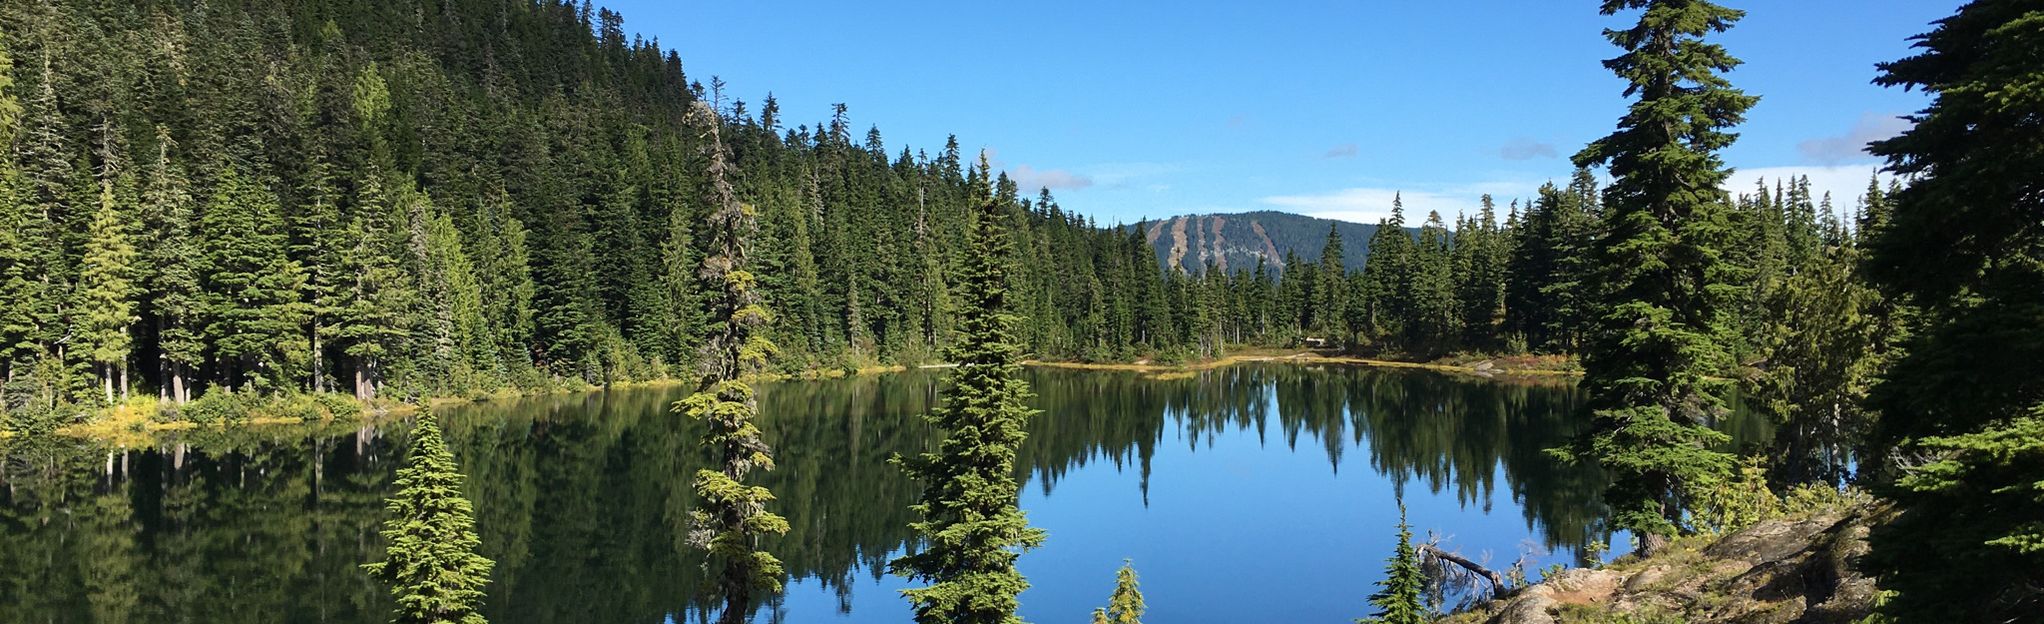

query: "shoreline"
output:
1025 350 1582 379
24 351 1575 442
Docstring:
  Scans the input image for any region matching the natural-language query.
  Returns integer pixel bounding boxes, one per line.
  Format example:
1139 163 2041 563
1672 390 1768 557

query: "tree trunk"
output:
119 363 128 400
311 325 325 393
171 364 189 404
355 357 377 401
103 363 114 404
1639 531 1671 558
1419 543 1512 599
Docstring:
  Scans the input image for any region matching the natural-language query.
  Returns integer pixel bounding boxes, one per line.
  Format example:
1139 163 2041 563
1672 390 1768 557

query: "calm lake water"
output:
0 364 1766 623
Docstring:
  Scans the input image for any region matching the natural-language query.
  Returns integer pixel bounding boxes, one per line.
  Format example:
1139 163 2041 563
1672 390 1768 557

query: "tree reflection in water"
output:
0 365 1765 622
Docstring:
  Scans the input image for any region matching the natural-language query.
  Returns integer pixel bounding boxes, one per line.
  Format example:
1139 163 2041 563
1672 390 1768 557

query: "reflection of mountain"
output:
0 367 1754 622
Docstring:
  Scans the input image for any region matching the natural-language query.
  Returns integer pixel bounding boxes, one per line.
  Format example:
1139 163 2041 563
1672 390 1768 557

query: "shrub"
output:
181 390 250 425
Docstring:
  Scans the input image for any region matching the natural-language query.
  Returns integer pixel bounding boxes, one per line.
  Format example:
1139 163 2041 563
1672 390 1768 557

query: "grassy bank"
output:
1027 348 1581 380
23 350 1571 442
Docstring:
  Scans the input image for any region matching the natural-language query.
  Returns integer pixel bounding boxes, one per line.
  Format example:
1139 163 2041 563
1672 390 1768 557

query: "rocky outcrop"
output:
1445 508 1882 624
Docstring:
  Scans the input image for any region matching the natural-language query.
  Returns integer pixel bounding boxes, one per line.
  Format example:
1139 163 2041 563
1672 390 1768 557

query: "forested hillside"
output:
0 0 1178 419
0 0 1909 443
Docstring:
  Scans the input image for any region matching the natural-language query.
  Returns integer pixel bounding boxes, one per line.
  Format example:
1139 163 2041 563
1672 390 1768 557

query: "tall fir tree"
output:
891 154 1046 624
1314 223 1350 340
362 412 495 624
140 129 201 403
1406 211 1459 355
1859 2 2044 620
1360 197 1415 343
333 168 411 400
1560 0 1755 555
78 154 139 403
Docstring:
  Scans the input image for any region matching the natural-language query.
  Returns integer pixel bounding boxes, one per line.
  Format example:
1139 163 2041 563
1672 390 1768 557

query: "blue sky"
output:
606 1 1961 226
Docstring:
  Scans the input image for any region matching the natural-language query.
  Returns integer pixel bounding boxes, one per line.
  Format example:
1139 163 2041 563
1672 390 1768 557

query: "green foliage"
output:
363 414 494 624
78 168 140 402
177 389 251 426
1689 457 1780 535
891 157 1046 624
1505 173 1599 353
1857 3 2044 620
0 0 1181 425
1360 504 1427 624
677 103 789 624
1564 0 1756 550
1105 560 1146 624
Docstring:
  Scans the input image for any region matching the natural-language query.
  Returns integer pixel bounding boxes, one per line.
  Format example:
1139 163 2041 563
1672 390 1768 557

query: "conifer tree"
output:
1406 211 1459 354
78 162 139 403
1361 504 1426 624
1859 3 2044 620
891 153 1045 624
363 412 494 624
1314 224 1349 340
334 169 411 400
1747 233 1886 489
1561 0 1754 555
140 129 200 403
1506 180 1597 352
1103 559 1145 624
1360 197 1415 342
4 50 69 397
676 102 788 624
199 162 311 391
0 28 30 388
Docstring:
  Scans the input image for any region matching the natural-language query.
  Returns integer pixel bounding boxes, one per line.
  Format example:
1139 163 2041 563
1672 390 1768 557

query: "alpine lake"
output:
0 363 1770 623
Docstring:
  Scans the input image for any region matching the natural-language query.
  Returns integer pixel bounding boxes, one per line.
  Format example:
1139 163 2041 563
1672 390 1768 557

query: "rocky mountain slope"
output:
1136 211 1389 274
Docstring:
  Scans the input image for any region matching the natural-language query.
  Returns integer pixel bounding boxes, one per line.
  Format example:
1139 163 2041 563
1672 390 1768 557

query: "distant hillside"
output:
1137 211 1396 274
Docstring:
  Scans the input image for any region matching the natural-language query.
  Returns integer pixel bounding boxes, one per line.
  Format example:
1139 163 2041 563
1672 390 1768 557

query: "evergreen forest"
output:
0 0 2038 622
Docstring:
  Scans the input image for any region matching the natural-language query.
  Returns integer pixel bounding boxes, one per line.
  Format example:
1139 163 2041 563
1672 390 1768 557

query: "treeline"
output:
0 0 1911 435
1142 170 1898 371
0 0 1179 425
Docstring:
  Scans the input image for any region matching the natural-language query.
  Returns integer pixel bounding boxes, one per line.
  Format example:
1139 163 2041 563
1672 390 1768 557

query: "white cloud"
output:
1008 164 1094 191
1323 143 1360 159
1797 113 1913 165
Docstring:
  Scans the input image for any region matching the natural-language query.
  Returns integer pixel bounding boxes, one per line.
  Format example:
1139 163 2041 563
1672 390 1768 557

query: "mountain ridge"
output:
1135 210 1397 274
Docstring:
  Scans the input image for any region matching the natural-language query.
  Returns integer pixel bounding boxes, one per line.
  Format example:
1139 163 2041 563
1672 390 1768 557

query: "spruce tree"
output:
1104 559 1145 624
0 28 30 388
1406 211 1459 355
1561 0 1754 555
1860 3 2044 620
78 167 139 403
676 102 788 624
1361 504 1426 624
1314 224 1349 340
199 162 309 391
140 129 200 403
1360 197 1414 343
891 154 1045 624
334 169 411 400
363 412 494 624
